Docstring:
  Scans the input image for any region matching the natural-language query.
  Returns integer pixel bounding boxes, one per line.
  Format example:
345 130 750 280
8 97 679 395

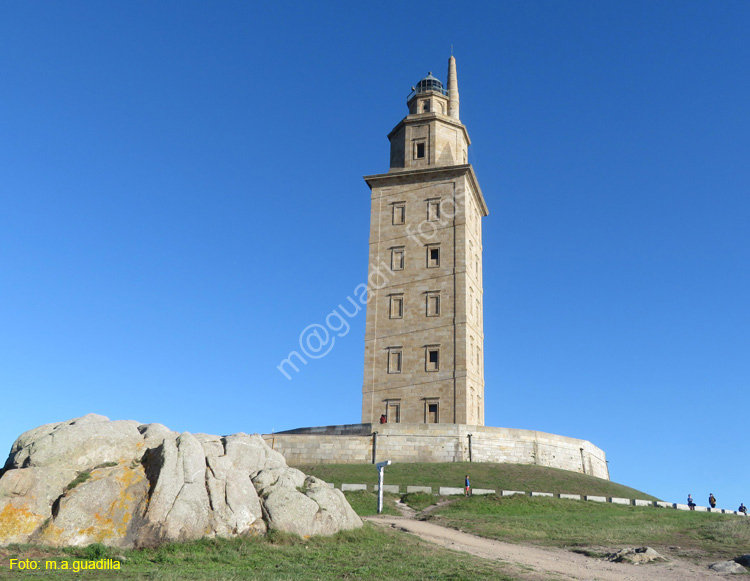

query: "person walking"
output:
465 474 471 496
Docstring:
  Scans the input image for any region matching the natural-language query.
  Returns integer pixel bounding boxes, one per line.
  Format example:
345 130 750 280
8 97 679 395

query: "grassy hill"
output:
420 493 750 562
297 461 661 501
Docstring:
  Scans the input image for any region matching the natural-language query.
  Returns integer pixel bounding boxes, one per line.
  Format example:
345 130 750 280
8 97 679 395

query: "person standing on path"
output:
465 475 471 496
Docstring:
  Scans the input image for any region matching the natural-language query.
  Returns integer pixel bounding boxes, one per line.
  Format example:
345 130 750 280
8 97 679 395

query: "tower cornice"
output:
364 163 488 217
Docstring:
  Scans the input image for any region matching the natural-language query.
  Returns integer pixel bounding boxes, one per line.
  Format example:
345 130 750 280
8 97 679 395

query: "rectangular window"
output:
387 348 402 374
426 401 439 424
387 402 400 423
391 247 405 271
414 141 426 159
426 245 440 268
425 346 439 372
426 292 440 317
389 294 404 319
427 199 440 221
392 202 405 225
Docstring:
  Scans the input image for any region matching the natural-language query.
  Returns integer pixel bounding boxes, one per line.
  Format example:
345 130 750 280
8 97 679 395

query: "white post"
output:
377 466 384 514
376 460 392 514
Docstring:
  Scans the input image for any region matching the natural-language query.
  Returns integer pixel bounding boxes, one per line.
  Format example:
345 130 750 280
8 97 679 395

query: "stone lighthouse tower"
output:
362 56 489 426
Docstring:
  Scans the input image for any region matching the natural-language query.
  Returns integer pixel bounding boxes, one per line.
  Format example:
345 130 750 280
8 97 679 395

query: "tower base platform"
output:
262 423 609 480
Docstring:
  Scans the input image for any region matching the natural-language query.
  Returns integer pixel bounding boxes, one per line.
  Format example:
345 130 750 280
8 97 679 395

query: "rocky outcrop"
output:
709 560 746 574
607 547 667 564
0 415 361 548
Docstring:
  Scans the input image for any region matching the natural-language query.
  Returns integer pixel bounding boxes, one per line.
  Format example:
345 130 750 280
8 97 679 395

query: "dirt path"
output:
365 511 731 581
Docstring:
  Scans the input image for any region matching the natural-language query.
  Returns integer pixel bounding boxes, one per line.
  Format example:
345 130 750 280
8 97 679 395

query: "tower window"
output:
426 292 440 317
426 245 440 268
427 199 441 221
425 401 439 423
389 294 404 319
414 141 426 159
386 400 401 423
392 202 405 225
425 346 439 372
422 100 430 113
391 247 405 271
387 348 402 374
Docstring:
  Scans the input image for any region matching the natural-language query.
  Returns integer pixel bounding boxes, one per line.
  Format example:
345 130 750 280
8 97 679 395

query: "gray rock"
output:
252 469 361 537
608 546 666 564
0 415 361 548
709 560 746 574
5 414 143 471
303 476 362 534
0 467 77 544
262 486 324 537
224 433 286 476
38 463 148 547
142 432 211 543
198 433 265 537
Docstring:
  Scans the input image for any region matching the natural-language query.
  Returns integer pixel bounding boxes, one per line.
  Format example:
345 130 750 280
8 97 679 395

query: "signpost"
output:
376 460 392 514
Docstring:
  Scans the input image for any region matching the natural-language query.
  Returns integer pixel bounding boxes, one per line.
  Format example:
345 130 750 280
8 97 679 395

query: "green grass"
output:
401 492 440 512
427 494 750 560
0 525 516 580
64 472 91 491
343 490 401 516
298 462 660 501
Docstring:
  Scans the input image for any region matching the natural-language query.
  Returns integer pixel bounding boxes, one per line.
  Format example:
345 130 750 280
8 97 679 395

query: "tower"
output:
362 56 489 426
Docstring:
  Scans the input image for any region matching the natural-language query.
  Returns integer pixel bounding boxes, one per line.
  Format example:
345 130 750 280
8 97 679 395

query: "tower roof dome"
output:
414 72 447 95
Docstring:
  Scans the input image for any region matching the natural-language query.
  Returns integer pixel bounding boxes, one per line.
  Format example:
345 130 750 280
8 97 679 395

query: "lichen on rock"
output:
0 414 361 547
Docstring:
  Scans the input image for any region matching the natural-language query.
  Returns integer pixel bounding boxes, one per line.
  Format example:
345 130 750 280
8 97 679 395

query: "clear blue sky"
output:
1 1 748 509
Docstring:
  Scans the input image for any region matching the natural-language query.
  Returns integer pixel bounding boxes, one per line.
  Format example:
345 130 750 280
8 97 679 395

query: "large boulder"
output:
0 415 361 548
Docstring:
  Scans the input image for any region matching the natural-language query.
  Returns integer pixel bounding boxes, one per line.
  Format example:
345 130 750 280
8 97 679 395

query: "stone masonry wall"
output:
262 423 608 480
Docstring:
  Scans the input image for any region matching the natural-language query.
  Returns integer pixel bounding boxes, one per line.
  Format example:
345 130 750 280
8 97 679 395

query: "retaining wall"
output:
336 484 749 516
262 422 608 480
